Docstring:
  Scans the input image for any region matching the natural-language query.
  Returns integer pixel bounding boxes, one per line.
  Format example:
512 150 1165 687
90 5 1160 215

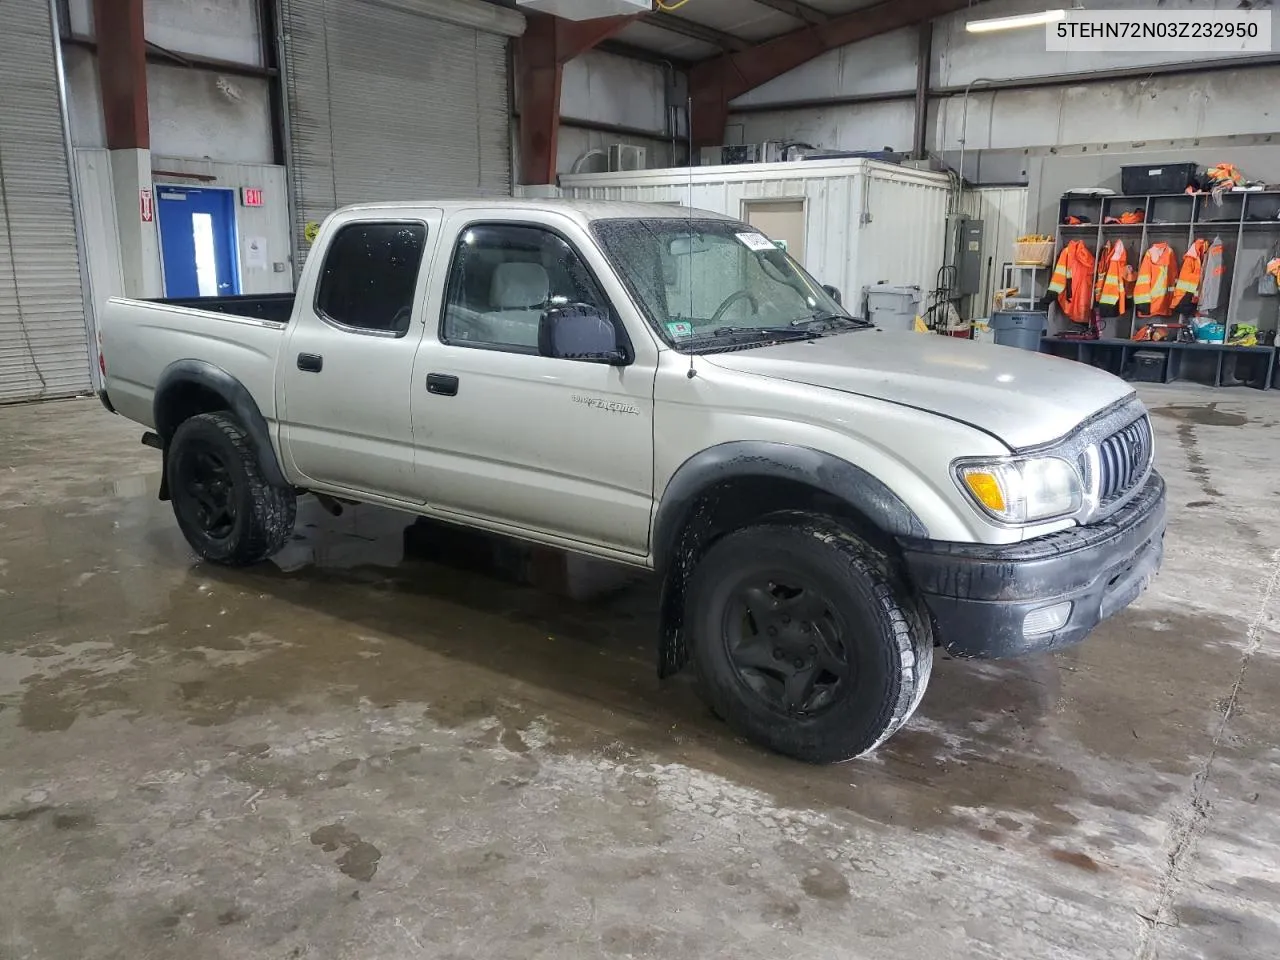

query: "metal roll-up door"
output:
0 4 89 403
279 0 523 259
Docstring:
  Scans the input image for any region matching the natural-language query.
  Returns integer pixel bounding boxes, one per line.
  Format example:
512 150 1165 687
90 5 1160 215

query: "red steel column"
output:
93 0 149 149
516 13 638 185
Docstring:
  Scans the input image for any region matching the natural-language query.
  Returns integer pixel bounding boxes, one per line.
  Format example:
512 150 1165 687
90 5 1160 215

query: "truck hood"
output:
703 330 1134 450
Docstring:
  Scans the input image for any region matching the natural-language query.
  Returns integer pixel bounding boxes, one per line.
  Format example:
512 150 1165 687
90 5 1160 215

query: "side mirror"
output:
538 303 630 365
822 284 843 306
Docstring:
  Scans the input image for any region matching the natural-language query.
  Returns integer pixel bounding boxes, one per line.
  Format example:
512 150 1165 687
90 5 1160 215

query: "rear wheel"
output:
686 513 932 763
167 412 296 566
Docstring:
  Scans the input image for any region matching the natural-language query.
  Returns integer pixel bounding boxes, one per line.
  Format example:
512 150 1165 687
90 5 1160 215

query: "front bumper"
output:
900 472 1166 659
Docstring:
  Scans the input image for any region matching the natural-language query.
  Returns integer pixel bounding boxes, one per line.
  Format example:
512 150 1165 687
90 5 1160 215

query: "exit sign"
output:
241 187 264 207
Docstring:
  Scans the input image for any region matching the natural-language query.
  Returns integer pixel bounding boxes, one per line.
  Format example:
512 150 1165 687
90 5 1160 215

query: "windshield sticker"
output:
735 232 777 252
665 320 694 338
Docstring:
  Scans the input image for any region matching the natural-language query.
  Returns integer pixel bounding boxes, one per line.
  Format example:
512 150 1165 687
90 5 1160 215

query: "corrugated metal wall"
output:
961 186 1030 317
0 4 89 403
859 172 951 307
279 0 516 262
72 150 124 327
561 160 952 315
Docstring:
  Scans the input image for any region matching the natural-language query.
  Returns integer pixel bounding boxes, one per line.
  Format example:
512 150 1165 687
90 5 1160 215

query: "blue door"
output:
156 187 241 298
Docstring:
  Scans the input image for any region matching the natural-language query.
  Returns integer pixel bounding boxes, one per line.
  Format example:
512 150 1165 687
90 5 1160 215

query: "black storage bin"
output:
1127 349 1167 383
1121 162 1197 196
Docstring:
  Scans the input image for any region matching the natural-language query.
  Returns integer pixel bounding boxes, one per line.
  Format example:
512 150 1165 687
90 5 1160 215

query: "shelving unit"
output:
1043 189 1280 389
1001 264 1046 311
1042 337 1275 390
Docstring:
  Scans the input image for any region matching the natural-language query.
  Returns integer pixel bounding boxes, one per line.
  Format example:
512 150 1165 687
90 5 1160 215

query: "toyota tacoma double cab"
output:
98 199 1165 763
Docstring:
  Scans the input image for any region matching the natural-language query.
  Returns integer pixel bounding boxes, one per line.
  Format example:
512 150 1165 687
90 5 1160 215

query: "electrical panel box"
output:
952 216 984 296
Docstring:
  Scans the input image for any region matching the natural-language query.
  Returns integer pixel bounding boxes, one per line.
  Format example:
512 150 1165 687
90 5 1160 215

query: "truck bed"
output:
100 294 288 432
155 293 295 325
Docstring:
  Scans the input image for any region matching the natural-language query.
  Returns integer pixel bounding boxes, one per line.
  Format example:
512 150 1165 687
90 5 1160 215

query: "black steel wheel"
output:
686 512 932 763
167 412 296 566
723 575 851 717
174 442 238 541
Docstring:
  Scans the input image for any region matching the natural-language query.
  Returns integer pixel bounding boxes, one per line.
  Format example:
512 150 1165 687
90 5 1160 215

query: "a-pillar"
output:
94 0 162 297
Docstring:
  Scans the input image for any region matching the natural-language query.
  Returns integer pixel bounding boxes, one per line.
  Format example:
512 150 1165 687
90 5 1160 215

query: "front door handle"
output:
297 353 323 373
426 373 459 396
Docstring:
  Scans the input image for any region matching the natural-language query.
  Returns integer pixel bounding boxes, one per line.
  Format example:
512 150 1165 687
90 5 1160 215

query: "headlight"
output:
954 456 1083 524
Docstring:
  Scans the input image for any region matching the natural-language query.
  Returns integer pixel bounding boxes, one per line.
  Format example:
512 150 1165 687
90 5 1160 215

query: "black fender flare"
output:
652 441 927 573
651 441 928 678
153 359 289 489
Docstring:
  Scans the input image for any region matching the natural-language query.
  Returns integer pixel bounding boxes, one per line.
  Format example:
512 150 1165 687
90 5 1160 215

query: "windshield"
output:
591 217 860 352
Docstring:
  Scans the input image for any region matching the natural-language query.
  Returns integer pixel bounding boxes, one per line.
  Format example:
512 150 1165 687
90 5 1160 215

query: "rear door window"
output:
314 221 427 336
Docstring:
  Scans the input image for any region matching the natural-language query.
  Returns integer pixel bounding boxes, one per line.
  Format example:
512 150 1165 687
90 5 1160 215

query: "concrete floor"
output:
2 385 1279 959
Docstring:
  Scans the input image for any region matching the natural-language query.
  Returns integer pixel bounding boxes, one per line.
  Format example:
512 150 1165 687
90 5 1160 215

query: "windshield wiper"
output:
700 325 823 342
789 312 874 330
678 325 822 352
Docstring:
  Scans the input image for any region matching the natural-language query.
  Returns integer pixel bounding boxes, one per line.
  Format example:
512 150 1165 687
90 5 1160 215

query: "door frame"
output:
740 196 808 262
154 184 243 297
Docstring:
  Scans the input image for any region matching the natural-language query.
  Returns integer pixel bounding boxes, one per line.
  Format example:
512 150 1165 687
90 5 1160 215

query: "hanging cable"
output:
655 0 694 11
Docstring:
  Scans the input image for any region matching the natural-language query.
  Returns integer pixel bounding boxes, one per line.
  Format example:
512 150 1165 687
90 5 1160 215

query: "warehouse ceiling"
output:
611 0 893 61
591 0 978 65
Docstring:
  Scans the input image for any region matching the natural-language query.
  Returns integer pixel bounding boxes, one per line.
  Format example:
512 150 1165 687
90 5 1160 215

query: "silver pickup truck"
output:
99 199 1165 762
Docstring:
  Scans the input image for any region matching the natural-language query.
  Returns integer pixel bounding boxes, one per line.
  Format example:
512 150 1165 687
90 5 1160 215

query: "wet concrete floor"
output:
1 385 1279 959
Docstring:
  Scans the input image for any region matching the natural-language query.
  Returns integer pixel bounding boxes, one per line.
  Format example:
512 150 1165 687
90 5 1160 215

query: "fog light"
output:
1023 602 1072 638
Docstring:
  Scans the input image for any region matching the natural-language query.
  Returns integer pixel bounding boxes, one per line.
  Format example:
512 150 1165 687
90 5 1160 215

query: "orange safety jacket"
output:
1048 240 1096 324
1134 242 1177 318
1094 240 1133 315
1170 239 1209 312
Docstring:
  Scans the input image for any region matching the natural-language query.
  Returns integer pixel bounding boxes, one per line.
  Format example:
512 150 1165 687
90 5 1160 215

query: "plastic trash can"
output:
864 284 922 331
989 310 1048 351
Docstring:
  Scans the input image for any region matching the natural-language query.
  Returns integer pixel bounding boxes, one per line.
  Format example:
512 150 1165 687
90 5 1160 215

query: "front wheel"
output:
167 412 296 566
685 513 932 763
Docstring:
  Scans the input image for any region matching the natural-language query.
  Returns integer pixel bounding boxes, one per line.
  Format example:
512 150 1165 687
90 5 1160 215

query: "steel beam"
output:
912 21 931 160
643 12 749 52
91 0 149 149
746 0 828 25
597 39 694 69
515 12 639 186
689 0 975 147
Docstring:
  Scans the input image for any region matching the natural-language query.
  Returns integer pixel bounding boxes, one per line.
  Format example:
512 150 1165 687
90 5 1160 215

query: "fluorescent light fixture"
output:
966 8 1066 32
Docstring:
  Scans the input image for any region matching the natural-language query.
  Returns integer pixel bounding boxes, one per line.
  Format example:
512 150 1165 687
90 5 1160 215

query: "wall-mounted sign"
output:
241 187 264 207
244 236 268 271
139 187 154 223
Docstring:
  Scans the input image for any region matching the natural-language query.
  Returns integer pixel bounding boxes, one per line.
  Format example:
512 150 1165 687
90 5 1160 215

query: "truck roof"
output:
334 198 738 226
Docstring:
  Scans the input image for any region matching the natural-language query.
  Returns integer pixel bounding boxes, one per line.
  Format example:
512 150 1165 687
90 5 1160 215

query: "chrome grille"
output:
1096 416 1153 503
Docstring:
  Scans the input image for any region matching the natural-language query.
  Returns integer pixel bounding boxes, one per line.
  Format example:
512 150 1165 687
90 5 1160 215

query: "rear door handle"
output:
297 353 323 373
427 373 459 396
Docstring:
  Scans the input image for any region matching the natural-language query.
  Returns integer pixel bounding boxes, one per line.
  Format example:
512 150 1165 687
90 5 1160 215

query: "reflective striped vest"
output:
1171 239 1209 312
1094 240 1131 314
1048 240 1096 324
1134 243 1176 317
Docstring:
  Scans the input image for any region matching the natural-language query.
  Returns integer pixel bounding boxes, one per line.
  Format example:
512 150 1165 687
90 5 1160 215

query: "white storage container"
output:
559 158 952 311
864 283 922 330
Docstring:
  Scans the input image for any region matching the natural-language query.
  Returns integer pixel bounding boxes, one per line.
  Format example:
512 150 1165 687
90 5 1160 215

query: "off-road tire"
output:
686 512 933 763
167 412 296 566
